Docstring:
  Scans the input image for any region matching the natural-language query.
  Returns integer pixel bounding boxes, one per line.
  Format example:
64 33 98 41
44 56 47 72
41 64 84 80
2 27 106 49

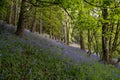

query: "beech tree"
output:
15 0 28 36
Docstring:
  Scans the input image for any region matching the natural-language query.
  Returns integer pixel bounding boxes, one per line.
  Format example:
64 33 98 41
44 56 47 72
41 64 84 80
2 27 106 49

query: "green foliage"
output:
40 6 63 36
0 0 9 9
0 0 9 19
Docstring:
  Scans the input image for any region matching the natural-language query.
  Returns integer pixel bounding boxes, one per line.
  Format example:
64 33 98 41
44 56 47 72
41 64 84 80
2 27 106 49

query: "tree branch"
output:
28 0 59 7
57 0 73 19
83 0 102 8
84 0 120 9
36 0 59 5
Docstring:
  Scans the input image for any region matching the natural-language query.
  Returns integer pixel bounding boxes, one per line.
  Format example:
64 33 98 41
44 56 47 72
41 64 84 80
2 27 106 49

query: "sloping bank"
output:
0 21 120 80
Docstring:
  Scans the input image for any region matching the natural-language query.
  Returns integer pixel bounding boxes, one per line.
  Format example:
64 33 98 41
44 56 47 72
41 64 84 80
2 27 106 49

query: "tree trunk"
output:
87 29 92 55
109 21 114 61
39 12 43 34
49 7 53 38
6 0 13 24
93 30 99 56
64 23 67 44
31 7 37 32
112 19 120 52
109 21 114 53
79 30 85 50
66 20 70 45
15 0 27 37
101 8 109 62
13 0 18 26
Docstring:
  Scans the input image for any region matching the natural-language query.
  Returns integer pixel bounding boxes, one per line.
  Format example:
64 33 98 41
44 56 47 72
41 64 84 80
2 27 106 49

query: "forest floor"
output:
0 21 100 64
1 21 120 65
1 21 120 79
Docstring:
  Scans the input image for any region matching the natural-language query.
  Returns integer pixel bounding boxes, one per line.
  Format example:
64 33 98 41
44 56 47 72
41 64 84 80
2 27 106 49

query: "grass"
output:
0 26 120 80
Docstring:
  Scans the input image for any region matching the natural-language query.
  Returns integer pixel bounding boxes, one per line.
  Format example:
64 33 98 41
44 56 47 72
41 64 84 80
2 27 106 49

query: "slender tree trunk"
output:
109 21 114 61
87 29 92 55
15 0 27 37
101 8 109 62
49 7 53 38
79 30 85 50
64 23 67 44
112 19 120 51
93 30 99 56
13 0 18 26
61 25 65 43
66 20 70 45
6 0 13 24
109 21 114 52
39 12 43 34
31 7 37 32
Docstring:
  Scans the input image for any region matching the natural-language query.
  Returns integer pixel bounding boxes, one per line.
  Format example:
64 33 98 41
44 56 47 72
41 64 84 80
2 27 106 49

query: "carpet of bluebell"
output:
0 21 120 80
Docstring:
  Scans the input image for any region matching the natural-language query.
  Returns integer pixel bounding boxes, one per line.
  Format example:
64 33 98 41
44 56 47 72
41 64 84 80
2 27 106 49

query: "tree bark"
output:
93 30 99 56
15 0 27 37
108 21 114 61
39 12 43 34
87 29 92 55
64 22 67 44
112 19 120 52
66 20 70 45
31 7 37 32
49 7 53 38
109 21 114 52
101 8 109 62
79 30 85 50
13 0 18 26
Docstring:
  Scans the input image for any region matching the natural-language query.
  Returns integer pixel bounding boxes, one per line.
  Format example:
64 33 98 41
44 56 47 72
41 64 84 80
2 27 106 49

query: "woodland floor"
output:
1 22 99 64
0 20 120 65
0 21 120 79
